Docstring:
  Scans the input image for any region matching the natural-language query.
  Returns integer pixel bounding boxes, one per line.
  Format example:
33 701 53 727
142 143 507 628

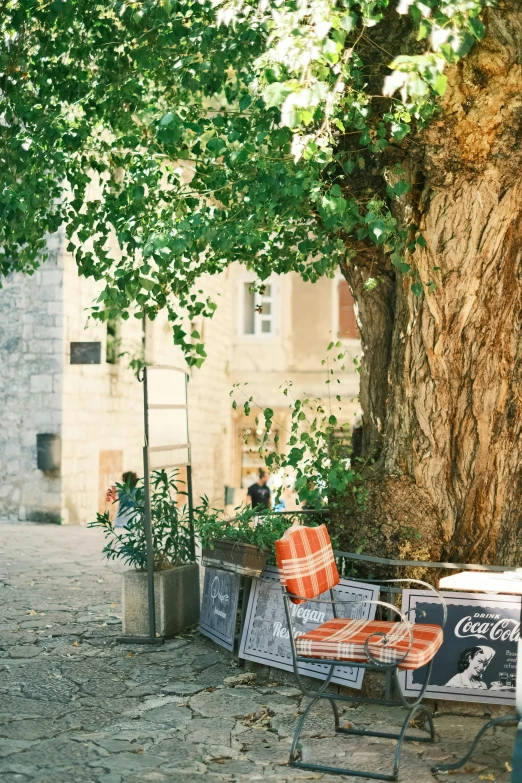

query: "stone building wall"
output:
228 267 361 495
186 270 236 507
60 246 145 524
0 246 361 524
0 233 64 522
0 232 178 525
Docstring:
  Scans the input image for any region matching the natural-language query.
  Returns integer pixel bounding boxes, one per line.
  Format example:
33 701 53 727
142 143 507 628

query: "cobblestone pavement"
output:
0 522 516 783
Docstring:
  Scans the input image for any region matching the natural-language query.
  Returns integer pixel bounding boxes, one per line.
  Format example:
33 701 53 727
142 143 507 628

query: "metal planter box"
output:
122 563 200 638
201 539 269 578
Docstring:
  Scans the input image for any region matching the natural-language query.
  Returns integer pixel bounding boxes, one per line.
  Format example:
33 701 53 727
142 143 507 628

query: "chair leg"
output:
431 715 519 774
288 694 435 782
391 703 435 779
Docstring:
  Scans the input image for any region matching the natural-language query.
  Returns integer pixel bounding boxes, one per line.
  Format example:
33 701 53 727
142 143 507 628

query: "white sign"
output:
239 565 379 689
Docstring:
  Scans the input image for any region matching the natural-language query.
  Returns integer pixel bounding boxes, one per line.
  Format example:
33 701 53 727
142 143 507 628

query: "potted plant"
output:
195 500 300 577
90 470 199 637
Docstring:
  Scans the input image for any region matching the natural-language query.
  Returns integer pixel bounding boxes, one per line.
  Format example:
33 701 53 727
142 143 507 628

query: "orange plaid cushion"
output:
296 619 443 670
275 524 339 605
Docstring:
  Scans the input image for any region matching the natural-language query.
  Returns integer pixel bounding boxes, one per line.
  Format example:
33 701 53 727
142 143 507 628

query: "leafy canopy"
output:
1 0 490 363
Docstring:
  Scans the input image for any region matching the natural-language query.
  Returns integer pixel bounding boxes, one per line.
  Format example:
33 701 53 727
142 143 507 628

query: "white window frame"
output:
238 277 278 340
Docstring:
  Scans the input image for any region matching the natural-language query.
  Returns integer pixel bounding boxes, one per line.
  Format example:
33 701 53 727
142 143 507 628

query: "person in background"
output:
247 469 271 510
273 496 286 512
106 471 139 528
267 468 285 512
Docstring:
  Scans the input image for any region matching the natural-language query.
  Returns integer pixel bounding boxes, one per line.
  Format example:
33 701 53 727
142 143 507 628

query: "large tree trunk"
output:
340 247 395 461
340 6 522 566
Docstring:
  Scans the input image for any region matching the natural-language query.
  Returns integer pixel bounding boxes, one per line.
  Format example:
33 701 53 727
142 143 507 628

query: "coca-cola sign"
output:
400 590 520 706
455 614 520 644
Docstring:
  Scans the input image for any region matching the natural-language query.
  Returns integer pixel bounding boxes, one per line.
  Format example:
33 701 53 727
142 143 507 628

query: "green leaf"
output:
139 277 155 292
369 219 386 244
469 18 486 41
339 13 357 32
417 19 430 41
393 180 411 197
206 137 226 153
390 121 410 141
263 82 292 108
160 112 175 126
411 282 423 296
454 31 476 59
433 74 447 96
364 277 378 291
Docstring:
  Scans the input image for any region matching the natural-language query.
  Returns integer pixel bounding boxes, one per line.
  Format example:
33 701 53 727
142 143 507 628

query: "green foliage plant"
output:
195 499 328 563
89 469 195 570
231 343 369 511
1 0 492 363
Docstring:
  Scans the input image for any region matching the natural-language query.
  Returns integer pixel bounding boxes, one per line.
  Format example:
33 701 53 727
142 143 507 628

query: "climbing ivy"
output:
231 343 370 510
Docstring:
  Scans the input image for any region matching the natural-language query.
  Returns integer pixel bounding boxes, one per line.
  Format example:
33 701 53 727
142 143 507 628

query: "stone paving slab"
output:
0 522 516 782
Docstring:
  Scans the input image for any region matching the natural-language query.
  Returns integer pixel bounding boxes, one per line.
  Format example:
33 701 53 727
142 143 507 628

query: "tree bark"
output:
340 5 522 566
340 247 395 462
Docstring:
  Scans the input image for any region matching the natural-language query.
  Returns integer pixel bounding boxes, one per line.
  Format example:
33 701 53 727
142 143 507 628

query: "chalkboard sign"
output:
400 590 520 705
70 341 102 364
239 566 379 689
199 567 241 651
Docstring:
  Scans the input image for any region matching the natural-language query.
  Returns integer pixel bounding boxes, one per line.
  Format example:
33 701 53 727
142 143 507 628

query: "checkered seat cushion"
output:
275 524 340 605
296 618 443 670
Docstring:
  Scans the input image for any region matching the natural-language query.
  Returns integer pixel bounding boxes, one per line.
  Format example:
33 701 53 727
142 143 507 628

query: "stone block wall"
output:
60 245 147 524
0 234 64 522
0 243 361 525
187 270 236 507
0 232 163 524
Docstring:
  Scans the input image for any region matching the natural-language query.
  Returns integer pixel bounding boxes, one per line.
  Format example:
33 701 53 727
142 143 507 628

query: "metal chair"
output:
275 524 447 782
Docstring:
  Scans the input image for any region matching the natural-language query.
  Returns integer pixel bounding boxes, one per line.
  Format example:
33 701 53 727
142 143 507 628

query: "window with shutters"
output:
240 281 276 337
338 279 359 339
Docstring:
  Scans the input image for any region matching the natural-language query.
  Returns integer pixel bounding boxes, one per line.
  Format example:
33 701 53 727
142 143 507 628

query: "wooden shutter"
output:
338 280 359 339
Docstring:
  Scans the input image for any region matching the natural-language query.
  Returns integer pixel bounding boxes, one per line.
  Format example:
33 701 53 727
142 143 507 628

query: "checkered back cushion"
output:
275 524 339 604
